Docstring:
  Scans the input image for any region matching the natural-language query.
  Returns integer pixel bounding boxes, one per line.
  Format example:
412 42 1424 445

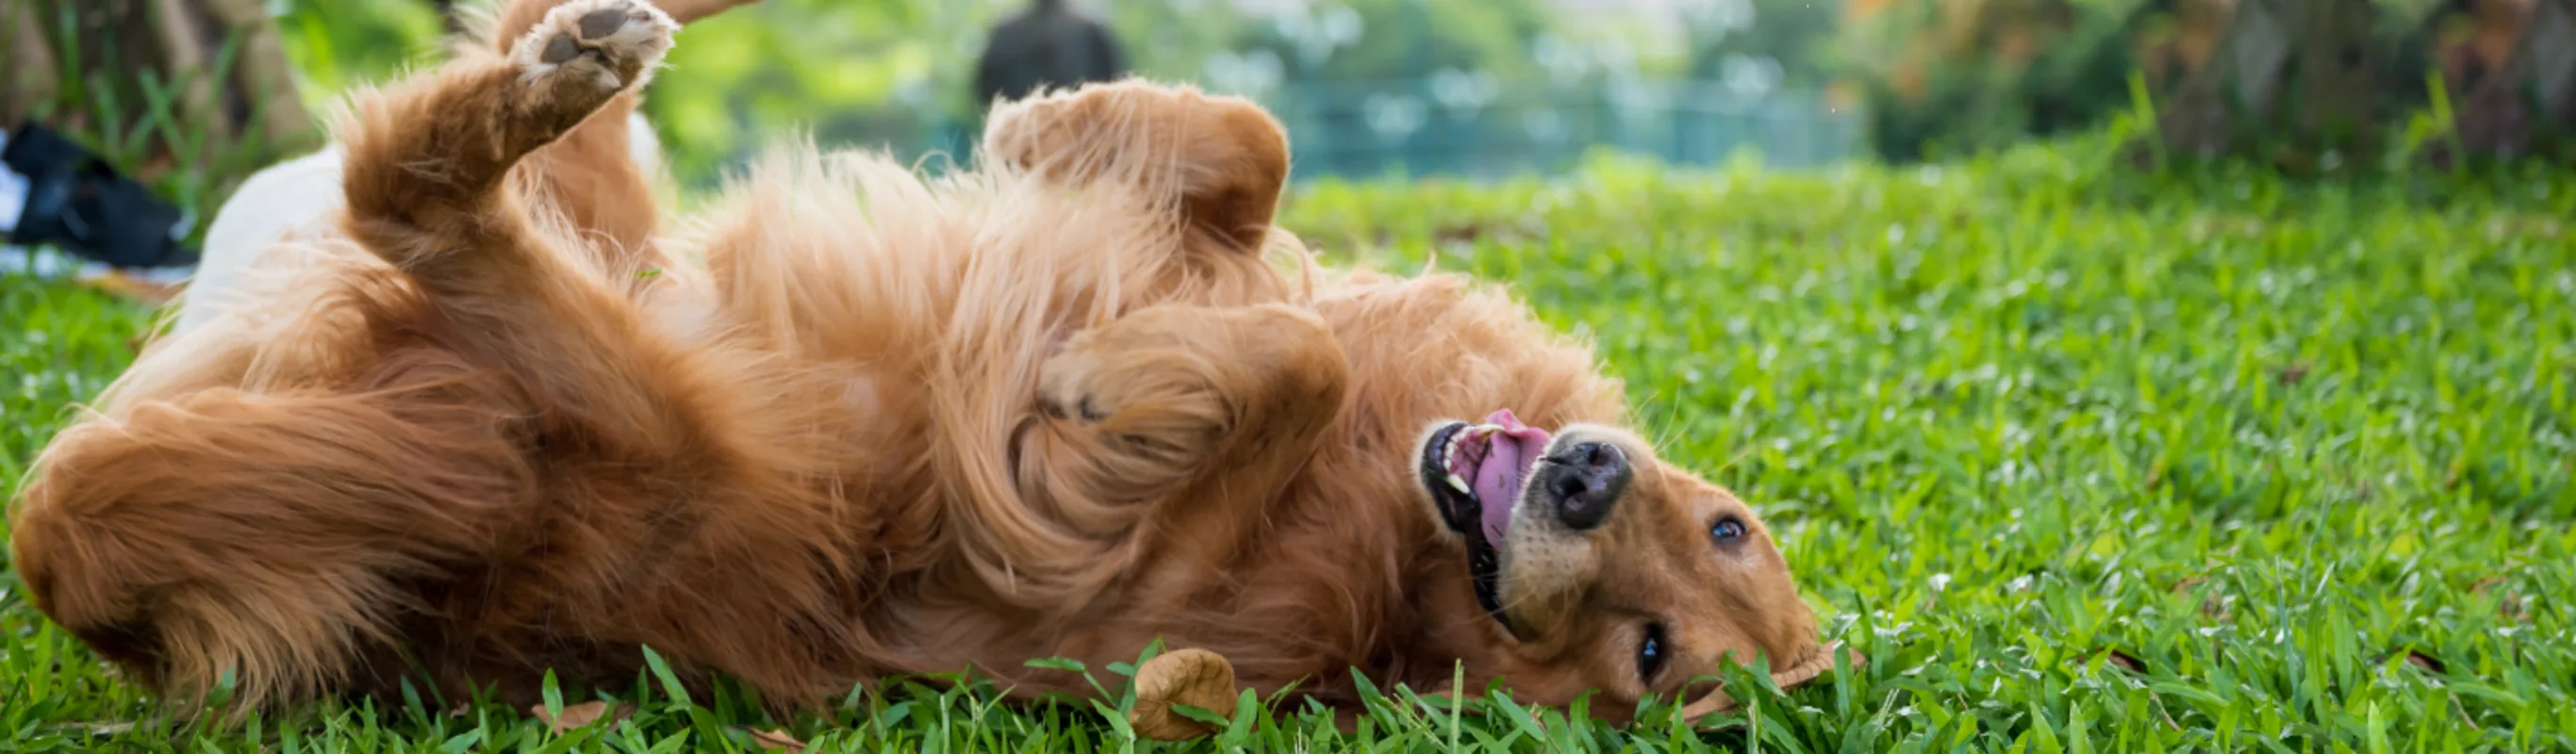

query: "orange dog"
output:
8 0 1827 724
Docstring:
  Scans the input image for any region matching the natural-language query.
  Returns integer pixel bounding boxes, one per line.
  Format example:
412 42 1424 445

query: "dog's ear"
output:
983 80 1290 252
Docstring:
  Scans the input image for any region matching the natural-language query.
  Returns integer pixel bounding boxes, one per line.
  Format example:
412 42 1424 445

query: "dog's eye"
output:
1638 623 1669 684
1711 516 1747 543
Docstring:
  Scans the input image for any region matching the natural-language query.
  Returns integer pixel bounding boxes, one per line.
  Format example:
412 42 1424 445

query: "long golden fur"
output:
8 0 1824 724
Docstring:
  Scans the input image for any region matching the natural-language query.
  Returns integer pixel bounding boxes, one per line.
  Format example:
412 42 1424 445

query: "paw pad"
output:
577 8 631 40
538 34 582 65
517 0 676 90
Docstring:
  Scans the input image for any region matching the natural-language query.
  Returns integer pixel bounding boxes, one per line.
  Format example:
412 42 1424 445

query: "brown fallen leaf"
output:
1130 647 1239 741
2171 576 2232 622
2195 590 2233 622
2470 578 2530 623
744 728 807 753
2400 649 2446 674
2275 363 2310 386
530 700 632 733
2090 648 2146 674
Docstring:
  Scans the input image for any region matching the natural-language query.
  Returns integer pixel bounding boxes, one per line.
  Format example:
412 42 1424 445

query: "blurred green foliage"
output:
644 0 939 184
1834 0 2137 162
273 0 449 104
270 0 948 186
1227 0 1554 83
267 0 1680 187
1687 0 1844 90
63 0 2539 195
1825 0 2519 167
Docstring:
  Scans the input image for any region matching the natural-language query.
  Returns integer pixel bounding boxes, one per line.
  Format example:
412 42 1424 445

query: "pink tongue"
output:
1473 409 1552 542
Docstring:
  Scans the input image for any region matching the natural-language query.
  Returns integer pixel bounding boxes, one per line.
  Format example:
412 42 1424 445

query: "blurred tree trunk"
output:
2440 0 2576 161
2527 0 2576 125
2 0 62 127
2137 0 2395 166
0 0 316 176
2289 0 2381 152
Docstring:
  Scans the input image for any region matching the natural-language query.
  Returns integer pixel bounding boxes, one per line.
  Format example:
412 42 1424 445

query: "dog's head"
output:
1414 411 1818 710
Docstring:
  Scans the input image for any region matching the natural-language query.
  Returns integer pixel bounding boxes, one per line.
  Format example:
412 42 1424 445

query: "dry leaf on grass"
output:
2275 363 2310 385
530 700 633 733
744 728 807 753
2397 649 2446 674
2472 577 2530 623
2089 648 2146 673
2171 576 2232 622
1130 647 1240 741
2198 591 2234 622
2406 651 2444 673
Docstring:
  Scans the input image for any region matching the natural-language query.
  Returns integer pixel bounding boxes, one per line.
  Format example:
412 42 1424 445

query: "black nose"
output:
1537 441 1629 531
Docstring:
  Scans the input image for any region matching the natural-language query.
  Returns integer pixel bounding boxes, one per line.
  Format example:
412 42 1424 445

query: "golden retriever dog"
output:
8 0 1832 727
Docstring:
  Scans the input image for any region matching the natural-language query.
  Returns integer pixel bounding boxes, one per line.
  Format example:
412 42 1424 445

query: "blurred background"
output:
1 0 2569 275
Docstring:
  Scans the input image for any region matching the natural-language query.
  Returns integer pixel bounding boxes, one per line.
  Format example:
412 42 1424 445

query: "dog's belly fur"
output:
623 156 1625 701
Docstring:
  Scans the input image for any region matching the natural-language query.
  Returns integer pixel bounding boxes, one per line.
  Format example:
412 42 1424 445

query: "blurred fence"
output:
1263 78 1856 179
889 78 1858 184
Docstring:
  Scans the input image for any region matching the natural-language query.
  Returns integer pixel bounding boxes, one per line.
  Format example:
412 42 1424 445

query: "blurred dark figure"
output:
974 0 1130 109
4 122 194 268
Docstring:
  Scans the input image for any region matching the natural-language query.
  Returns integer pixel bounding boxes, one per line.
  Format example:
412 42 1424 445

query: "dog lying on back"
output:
8 0 1827 724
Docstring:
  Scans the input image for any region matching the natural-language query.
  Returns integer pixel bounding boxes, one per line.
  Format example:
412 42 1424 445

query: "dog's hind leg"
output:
8 371 532 710
982 81 1291 254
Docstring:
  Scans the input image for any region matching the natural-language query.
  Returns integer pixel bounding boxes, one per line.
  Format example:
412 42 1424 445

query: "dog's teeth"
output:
1446 472 1471 493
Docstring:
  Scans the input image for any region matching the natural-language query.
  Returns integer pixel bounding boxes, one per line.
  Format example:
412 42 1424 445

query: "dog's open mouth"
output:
1418 409 1552 624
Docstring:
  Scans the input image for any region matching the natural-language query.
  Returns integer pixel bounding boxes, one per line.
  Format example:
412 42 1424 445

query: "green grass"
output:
4 146 2573 751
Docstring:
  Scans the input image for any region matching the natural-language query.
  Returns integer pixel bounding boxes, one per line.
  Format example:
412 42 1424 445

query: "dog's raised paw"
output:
514 0 678 93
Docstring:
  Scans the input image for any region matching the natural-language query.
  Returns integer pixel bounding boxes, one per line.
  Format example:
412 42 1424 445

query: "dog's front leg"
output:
337 0 705 440
340 0 674 276
479 0 759 270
